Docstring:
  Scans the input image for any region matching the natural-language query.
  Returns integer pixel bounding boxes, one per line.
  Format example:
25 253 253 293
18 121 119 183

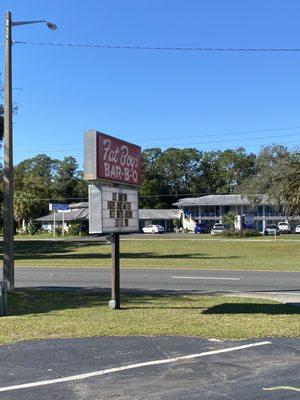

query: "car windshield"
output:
267 225 277 229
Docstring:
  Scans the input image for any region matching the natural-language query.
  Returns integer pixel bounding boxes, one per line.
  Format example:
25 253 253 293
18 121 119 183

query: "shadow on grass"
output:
0 241 241 261
203 303 300 315
7 287 299 316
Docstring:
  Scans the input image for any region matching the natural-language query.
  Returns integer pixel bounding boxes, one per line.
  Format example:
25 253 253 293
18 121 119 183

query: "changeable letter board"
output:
89 185 139 234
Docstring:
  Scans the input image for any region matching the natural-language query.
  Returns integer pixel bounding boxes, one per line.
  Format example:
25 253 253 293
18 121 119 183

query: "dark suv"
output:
194 223 210 234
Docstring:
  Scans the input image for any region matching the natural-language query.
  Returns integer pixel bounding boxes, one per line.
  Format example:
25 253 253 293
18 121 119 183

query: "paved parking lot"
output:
0 336 299 399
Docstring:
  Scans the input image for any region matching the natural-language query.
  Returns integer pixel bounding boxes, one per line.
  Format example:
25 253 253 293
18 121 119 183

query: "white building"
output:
173 194 300 232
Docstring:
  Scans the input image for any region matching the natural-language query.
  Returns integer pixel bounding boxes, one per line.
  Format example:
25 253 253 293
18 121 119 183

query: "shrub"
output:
220 229 261 238
67 221 88 236
241 229 262 237
27 221 40 235
220 229 240 238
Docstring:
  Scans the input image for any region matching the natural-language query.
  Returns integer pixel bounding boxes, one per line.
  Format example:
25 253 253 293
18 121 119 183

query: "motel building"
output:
173 194 300 233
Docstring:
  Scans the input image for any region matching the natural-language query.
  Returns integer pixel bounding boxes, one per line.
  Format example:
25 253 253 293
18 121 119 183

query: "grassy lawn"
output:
0 289 298 344
6 238 300 270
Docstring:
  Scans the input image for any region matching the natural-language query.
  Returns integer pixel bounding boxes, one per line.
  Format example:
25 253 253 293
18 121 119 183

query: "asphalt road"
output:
15 267 300 304
0 337 299 399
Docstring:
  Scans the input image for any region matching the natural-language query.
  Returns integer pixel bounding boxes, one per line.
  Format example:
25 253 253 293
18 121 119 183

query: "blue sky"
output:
1 0 300 167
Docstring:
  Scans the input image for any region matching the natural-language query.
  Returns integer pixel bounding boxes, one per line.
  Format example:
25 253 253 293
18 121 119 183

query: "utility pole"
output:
3 11 14 290
2 13 56 293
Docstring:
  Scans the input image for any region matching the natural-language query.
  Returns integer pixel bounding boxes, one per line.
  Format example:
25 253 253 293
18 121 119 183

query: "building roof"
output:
139 209 181 220
36 208 181 222
36 208 89 222
173 194 270 207
69 202 88 209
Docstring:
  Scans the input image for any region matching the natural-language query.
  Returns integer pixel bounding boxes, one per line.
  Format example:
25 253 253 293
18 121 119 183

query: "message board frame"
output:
89 184 139 234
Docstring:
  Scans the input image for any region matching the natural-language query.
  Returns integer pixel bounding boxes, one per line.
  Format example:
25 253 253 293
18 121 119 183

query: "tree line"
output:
0 106 299 227
0 144 296 229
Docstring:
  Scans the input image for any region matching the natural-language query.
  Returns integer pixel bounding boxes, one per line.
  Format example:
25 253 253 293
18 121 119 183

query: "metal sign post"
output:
109 233 120 309
53 212 56 237
49 204 69 237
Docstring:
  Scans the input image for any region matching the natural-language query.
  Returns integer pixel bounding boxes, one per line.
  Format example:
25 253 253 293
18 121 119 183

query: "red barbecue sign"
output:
84 130 142 186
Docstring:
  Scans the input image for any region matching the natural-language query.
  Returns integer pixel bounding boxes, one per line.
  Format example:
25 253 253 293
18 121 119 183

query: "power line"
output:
11 125 300 149
12 41 300 52
135 126 300 143
12 135 300 153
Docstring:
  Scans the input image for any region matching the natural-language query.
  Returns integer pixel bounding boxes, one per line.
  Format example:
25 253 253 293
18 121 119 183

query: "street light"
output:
3 12 57 291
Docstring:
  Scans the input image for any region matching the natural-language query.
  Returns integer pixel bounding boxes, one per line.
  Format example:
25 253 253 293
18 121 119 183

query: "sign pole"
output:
62 211 64 237
109 233 120 309
53 212 56 237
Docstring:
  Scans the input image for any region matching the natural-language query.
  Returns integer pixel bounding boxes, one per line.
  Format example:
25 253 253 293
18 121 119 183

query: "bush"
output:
67 221 88 236
55 226 62 236
27 221 40 235
241 229 262 238
220 229 261 238
220 229 240 238
16 227 27 235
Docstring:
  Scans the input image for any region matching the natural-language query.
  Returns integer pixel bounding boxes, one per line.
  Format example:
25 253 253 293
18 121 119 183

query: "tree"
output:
281 157 300 216
53 156 85 201
0 103 3 143
239 145 299 215
14 191 44 230
222 212 237 232
156 147 202 198
139 148 169 208
13 154 59 226
198 148 256 194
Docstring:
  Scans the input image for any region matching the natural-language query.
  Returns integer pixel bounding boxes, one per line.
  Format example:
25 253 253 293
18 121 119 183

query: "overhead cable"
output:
11 41 300 52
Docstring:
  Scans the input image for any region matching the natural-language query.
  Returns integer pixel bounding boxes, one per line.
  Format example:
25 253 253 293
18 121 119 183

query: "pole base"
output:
108 300 120 309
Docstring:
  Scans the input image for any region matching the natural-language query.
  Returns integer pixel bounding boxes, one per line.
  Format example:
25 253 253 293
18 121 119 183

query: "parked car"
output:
142 224 165 234
210 223 224 235
264 224 279 236
194 223 210 234
277 221 291 234
295 225 300 234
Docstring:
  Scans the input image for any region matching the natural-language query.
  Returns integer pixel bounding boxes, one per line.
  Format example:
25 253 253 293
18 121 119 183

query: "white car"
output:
142 224 165 234
264 224 278 236
210 223 224 235
277 221 291 234
295 225 300 234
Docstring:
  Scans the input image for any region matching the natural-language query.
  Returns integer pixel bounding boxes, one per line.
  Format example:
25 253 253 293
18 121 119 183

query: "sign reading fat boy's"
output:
84 130 142 186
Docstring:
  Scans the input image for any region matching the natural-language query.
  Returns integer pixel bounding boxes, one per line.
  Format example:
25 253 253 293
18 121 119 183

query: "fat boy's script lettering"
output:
107 192 133 228
101 138 140 184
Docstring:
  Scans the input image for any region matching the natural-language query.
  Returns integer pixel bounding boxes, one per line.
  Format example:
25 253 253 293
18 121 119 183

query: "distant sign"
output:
89 185 139 234
49 203 69 211
84 130 142 186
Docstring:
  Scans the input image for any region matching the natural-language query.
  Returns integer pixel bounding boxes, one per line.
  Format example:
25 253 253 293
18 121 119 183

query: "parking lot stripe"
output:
0 341 271 393
171 276 240 280
263 386 300 392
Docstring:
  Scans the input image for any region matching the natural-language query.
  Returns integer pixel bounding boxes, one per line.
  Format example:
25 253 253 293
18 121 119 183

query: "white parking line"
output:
172 276 240 281
0 341 271 393
263 386 300 392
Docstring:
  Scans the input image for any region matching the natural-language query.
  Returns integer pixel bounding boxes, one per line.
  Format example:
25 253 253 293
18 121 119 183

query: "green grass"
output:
0 289 298 344
6 237 300 270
